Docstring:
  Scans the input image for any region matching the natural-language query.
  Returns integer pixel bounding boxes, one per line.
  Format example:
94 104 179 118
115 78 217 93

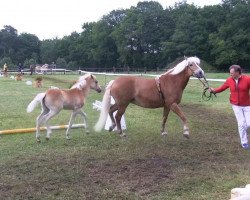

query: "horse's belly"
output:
132 98 163 108
63 105 74 110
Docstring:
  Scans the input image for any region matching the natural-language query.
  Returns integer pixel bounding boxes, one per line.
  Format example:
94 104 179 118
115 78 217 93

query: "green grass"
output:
0 73 249 200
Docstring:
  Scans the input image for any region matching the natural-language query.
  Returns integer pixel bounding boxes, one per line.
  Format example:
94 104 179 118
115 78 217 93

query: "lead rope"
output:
197 76 216 101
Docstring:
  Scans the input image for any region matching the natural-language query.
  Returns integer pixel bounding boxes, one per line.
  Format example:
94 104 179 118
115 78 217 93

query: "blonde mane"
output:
162 57 201 76
71 73 92 89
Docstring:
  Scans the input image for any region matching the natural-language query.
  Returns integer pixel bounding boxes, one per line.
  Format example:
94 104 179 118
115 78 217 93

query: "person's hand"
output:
208 87 216 94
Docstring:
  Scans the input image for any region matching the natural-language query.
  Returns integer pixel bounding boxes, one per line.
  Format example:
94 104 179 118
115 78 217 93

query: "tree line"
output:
0 0 249 71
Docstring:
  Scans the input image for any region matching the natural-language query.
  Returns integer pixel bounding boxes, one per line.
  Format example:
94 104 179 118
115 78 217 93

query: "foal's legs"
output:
43 110 60 140
108 104 118 132
66 109 89 140
161 106 170 136
36 106 49 142
170 103 189 138
78 110 89 133
66 111 78 139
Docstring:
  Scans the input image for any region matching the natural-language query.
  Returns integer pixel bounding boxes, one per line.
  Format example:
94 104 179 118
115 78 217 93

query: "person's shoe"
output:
242 143 249 149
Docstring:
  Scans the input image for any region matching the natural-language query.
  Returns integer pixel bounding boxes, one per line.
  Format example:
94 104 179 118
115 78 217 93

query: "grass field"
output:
0 72 249 200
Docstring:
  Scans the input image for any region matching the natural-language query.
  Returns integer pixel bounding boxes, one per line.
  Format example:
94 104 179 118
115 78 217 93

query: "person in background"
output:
30 64 35 75
3 63 8 77
18 63 23 74
210 65 250 149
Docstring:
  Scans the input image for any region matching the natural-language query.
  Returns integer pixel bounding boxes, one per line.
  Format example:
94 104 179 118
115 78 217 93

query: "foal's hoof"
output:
119 132 127 138
161 131 168 136
86 130 90 134
66 137 70 140
36 139 41 143
183 134 190 139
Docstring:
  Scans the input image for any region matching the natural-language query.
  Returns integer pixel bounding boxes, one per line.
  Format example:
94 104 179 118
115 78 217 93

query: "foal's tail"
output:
94 80 114 132
26 93 46 113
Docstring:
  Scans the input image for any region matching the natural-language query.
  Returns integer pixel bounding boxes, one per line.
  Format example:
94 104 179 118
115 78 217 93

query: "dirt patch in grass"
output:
86 156 173 195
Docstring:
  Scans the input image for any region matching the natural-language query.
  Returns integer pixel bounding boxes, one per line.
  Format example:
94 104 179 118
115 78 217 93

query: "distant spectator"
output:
3 63 8 77
18 63 24 74
30 64 35 75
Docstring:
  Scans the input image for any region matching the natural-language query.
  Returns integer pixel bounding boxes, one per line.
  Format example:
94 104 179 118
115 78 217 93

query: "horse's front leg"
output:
78 110 89 133
66 111 77 139
170 103 189 138
161 106 170 136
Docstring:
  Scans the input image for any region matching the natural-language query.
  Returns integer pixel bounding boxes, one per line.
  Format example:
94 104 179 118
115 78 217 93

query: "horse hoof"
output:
46 137 50 141
86 130 90 134
109 125 116 132
161 131 168 136
183 134 189 139
66 137 70 140
120 133 126 137
36 139 41 143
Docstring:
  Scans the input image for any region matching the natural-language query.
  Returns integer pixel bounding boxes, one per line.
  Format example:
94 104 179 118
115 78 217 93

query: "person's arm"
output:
210 79 229 94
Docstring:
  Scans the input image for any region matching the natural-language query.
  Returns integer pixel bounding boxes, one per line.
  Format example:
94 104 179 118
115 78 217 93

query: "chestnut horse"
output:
27 74 101 142
95 56 205 138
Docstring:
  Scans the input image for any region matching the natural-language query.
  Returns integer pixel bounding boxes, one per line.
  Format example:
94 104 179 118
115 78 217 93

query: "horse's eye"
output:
189 64 192 67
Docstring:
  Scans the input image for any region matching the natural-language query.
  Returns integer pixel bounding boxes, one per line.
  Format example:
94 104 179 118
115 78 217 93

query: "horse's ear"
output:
184 55 187 60
91 74 94 79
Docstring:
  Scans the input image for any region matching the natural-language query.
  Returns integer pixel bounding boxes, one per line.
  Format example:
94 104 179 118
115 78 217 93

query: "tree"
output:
0 26 18 63
56 57 67 68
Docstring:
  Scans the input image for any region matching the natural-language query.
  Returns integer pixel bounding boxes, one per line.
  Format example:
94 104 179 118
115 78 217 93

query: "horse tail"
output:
26 93 46 113
94 80 114 132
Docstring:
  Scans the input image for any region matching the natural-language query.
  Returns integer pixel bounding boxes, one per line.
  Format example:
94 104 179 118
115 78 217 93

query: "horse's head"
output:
168 56 204 79
87 74 102 93
71 74 101 93
186 57 204 78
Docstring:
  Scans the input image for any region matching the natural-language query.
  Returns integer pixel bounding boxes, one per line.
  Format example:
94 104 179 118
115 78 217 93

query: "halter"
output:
187 61 216 101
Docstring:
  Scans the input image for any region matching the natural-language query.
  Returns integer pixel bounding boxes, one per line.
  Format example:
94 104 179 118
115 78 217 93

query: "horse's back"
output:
111 76 162 108
44 89 64 109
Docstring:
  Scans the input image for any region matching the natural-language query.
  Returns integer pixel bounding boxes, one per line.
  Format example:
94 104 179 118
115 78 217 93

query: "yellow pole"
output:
0 124 85 135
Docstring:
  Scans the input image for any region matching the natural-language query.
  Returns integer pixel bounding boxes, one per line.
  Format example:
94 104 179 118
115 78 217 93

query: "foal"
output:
95 57 205 138
27 74 101 142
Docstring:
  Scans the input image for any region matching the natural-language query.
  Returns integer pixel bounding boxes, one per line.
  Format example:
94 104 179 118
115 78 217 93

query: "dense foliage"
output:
0 0 249 71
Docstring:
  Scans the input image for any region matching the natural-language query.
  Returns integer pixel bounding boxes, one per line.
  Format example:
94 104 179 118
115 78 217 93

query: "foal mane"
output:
70 73 92 89
163 57 200 75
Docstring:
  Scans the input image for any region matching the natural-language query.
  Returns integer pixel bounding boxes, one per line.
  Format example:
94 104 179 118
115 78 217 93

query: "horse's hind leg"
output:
161 107 170 136
43 110 60 140
170 103 189 138
36 106 49 142
109 104 118 132
115 105 127 137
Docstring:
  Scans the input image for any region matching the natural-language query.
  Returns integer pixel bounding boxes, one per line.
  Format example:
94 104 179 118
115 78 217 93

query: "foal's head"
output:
73 74 101 93
88 74 102 93
170 56 204 78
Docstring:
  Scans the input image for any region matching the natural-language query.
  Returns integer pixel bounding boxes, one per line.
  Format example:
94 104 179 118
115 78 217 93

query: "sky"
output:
1 0 222 40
